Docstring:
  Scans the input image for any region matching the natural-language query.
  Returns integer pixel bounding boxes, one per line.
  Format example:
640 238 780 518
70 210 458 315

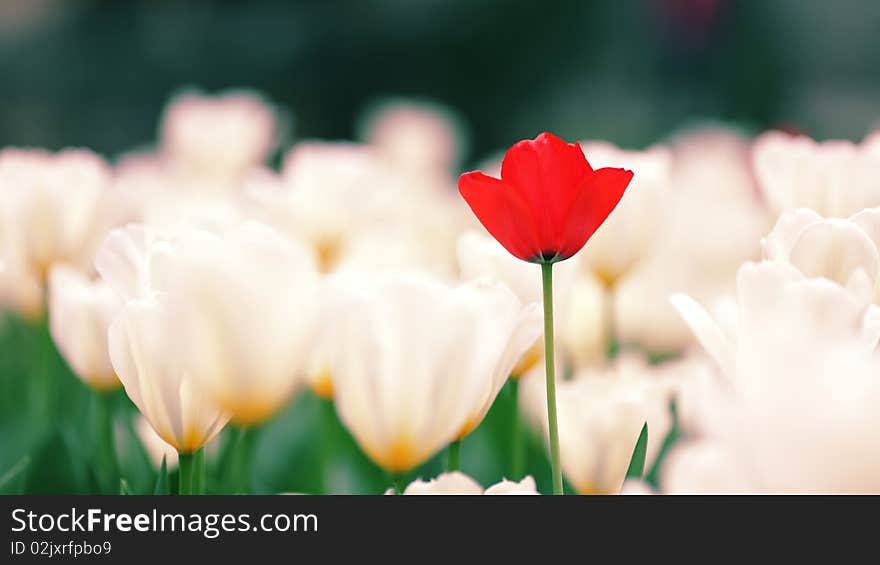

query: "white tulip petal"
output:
669 293 734 377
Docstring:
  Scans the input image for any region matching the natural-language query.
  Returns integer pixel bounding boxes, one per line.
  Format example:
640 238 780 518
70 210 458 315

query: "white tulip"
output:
660 354 880 493
578 142 672 287
557 270 610 369
667 261 880 493
252 142 467 276
864 129 880 154
98 222 321 425
753 130 880 217
160 90 277 184
272 142 402 271
613 128 770 354
0 251 43 320
108 295 229 453
458 231 612 372
457 230 586 375
336 224 457 279
457 230 579 307
48 265 121 391
113 155 260 232
361 99 464 185
762 208 880 299
671 261 880 381
135 415 179 470
520 353 674 494
331 274 542 472
394 472 539 495
620 480 655 495
482 476 540 495
661 441 753 494
0 148 118 280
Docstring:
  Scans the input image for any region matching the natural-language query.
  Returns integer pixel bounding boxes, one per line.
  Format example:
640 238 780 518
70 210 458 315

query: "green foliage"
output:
625 423 649 480
153 456 170 495
0 455 30 494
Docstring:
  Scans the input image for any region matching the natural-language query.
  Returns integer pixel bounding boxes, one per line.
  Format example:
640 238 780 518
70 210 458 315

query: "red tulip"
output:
458 132 634 263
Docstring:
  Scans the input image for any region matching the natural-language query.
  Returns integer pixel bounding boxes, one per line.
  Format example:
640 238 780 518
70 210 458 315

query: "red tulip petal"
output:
500 132 593 242
557 167 634 260
458 171 542 262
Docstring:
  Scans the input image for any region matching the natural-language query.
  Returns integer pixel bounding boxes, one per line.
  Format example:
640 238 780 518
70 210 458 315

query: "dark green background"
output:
1 0 878 164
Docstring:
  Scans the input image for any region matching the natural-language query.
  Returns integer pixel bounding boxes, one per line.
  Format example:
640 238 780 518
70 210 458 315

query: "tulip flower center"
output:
532 250 563 264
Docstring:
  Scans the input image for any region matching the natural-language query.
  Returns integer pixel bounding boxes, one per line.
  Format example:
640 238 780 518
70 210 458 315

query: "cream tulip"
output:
360 99 464 185
763 207 880 301
160 90 277 184
456 230 582 375
135 415 180 470
613 128 770 354
520 354 673 494
395 472 539 495
274 142 401 271
0 148 118 280
671 261 880 382
48 265 121 391
557 271 611 368
98 222 321 425
577 142 672 287
667 262 880 493
0 251 43 320
753 130 880 217
108 295 229 453
330 274 541 472
865 129 880 154
253 141 466 275
113 154 259 232
457 230 580 307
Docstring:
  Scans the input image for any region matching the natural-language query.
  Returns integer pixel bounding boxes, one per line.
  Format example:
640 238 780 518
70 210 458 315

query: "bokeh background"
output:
2 0 879 160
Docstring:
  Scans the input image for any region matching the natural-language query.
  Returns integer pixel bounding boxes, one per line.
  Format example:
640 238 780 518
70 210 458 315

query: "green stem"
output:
35 315 54 423
541 262 563 495
193 448 206 494
94 392 119 493
446 439 461 472
178 451 194 495
232 426 257 494
319 398 337 494
510 379 525 480
178 448 205 495
605 287 618 360
391 472 408 495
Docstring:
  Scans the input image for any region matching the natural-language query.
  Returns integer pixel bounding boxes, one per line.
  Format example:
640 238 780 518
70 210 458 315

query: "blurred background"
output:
2 0 879 163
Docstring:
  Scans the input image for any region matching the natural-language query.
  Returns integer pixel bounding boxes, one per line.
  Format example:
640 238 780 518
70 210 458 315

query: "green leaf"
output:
119 478 132 495
153 456 170 495
625 423 648 480
0 455 31 494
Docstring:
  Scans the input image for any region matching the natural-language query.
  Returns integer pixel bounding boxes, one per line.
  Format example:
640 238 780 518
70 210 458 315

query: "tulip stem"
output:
178 448 205 495
392 473 408 495
541 262 563 495
234 427 257 494
605 287 618 360
510 379 525 480
447 439 461 472
94 392 119 494
319 398 337 494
